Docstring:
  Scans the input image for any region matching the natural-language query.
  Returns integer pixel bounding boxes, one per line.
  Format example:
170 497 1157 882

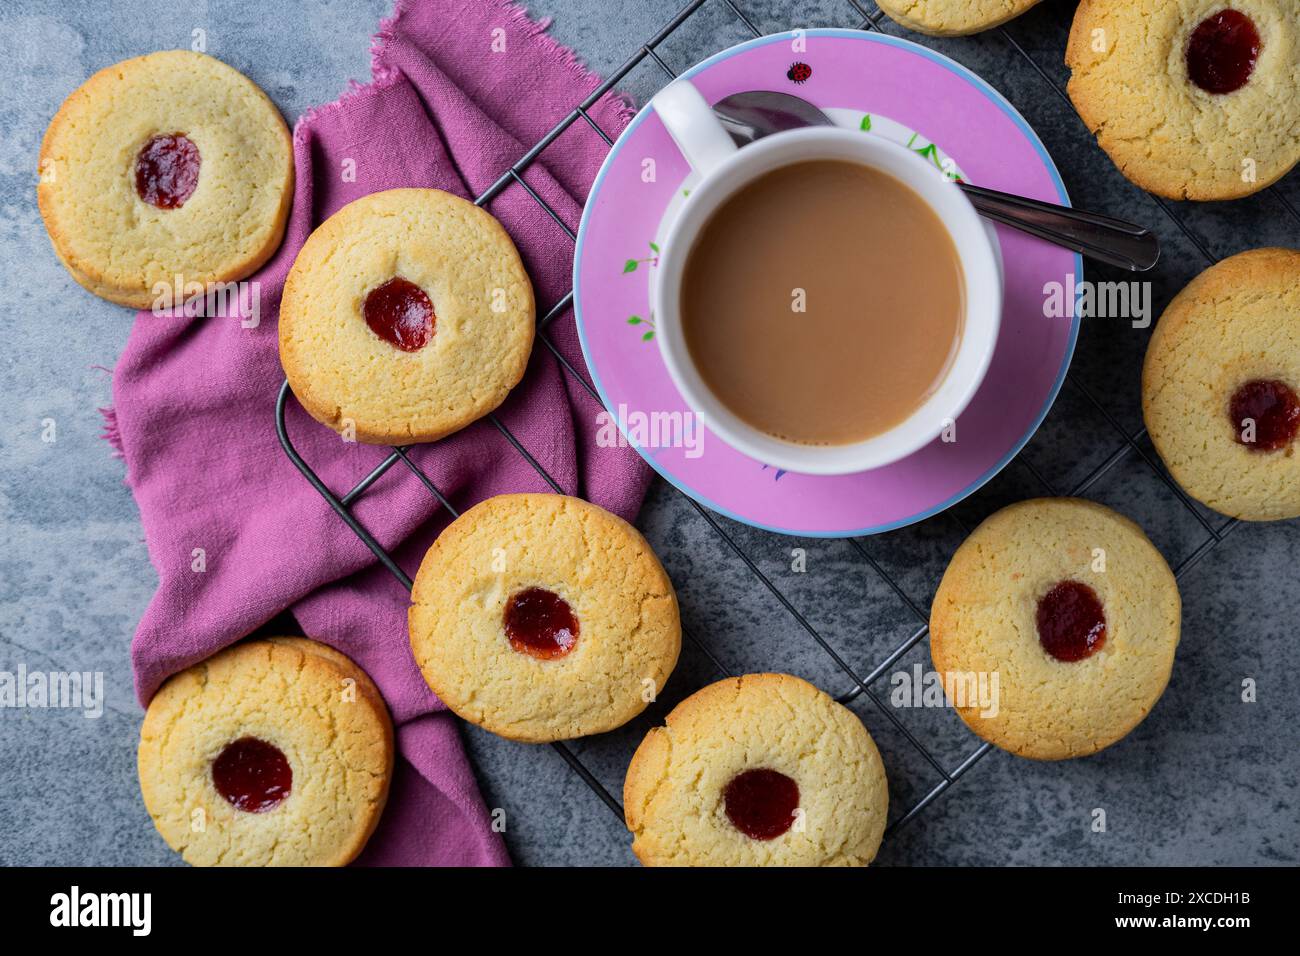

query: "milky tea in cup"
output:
679 158 964 446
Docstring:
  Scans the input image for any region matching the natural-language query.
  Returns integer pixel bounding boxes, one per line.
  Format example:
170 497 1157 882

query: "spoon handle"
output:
959 183 1160 272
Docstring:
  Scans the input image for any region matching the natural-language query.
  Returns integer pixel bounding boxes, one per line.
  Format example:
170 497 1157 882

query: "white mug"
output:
650 80 1003 475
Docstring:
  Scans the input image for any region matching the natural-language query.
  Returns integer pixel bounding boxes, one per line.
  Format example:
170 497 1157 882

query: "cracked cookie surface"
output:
409 493 681 742
38 50 292 308
1143 248 1300 520
623 673 888 866
876 0 1042 36
137 637 394 867
931 498 1181 761
1066 0 1300 200
279 188 535 444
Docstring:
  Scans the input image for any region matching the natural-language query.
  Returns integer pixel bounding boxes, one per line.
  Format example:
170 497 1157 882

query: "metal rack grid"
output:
276 0 1262 853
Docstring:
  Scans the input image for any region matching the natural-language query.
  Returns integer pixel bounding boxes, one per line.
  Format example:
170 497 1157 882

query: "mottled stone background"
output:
0 0 1295 866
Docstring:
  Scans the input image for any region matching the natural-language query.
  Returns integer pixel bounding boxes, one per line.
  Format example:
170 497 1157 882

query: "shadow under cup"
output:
654 128 1002 476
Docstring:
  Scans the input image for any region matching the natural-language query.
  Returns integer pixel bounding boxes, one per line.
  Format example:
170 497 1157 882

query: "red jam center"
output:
1036 581 1106 663
212 737 292 813
1230 379 1300 451
1186 10 1261 94
363 277 435 352
724 769 800 841
134 134 200 209
503 588 579 660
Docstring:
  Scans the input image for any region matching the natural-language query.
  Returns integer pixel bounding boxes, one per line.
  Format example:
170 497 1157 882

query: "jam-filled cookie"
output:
138 637 394 867
876 0 1042 37
279 188 535 445
1143 248 1300 521
409 493 680 742
624 674 888 867
931 498 1180 760
38 50 293 308
1066 0 1300 200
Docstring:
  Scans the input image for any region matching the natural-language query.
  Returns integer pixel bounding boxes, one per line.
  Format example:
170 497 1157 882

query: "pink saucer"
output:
573 30 1080 537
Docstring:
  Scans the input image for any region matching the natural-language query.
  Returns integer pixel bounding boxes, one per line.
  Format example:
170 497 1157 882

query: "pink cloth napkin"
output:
107 0 648 866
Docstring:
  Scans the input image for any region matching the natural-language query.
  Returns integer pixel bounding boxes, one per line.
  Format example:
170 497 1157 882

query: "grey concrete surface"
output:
1 0 1296 867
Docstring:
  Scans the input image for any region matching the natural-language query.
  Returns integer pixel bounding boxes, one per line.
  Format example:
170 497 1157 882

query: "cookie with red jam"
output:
38 50 292 307
280 188 535 445
1144 248 1300 521
1066 1 1299 200
138 637 393 867
624 674 889 866
931 498 1181 760
409 493 681 742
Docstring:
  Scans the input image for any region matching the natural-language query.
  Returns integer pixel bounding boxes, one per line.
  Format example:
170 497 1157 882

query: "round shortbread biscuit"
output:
408 493 680 743
279 188 535 445
1143 248 1300 521
1066 0 1300 200
38 50 293 308
930 498 1181 760
138 637 394 867
876 0 1043 36
623 674 889 867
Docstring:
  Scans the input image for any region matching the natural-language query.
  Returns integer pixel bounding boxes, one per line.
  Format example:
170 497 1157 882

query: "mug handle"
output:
651 80 738 177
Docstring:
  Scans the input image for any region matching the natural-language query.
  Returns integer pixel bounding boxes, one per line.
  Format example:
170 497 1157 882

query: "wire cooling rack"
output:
277 0 1261 856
